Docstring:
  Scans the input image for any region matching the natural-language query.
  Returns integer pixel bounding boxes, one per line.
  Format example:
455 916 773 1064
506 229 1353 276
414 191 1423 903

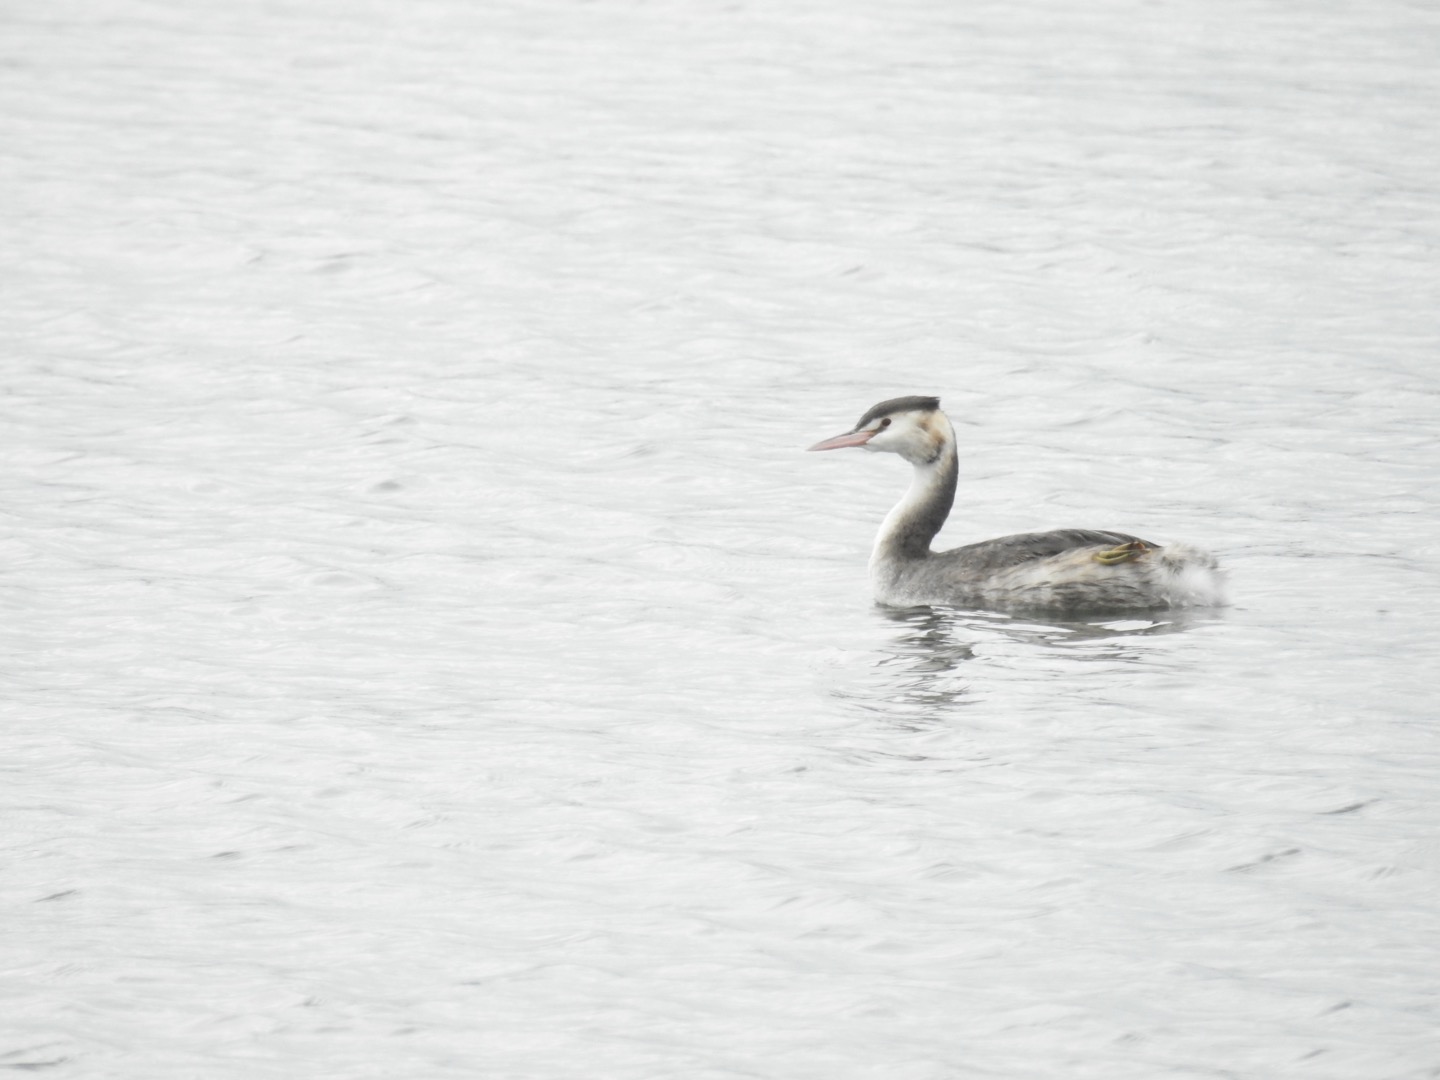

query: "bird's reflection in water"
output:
884 604 1218 645
833 604 1220 725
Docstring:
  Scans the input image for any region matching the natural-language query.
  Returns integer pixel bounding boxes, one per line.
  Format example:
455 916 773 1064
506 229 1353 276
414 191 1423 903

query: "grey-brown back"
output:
935 528 1154 576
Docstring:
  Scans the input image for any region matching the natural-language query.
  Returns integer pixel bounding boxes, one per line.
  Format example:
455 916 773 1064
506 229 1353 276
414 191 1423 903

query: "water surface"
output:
3 0 1439 1077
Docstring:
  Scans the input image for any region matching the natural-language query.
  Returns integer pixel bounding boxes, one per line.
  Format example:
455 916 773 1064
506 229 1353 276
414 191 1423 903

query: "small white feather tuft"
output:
1155 544 1227 608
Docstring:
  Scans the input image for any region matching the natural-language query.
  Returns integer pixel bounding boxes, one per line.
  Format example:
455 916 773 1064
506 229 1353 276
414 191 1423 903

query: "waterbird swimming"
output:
809 396 1225 612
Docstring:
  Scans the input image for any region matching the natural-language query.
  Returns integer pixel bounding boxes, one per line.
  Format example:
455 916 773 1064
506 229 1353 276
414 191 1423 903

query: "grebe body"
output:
810 396 1225 612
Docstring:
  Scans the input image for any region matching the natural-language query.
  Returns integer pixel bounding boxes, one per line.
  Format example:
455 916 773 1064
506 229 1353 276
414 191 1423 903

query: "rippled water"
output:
4 0 1439 1076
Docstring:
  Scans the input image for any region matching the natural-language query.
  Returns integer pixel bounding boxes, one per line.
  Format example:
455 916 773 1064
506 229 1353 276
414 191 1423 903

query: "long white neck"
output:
869 416 959 570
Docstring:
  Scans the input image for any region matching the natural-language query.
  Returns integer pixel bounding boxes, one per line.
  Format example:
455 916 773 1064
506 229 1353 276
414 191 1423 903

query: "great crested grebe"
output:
809 396 1225 611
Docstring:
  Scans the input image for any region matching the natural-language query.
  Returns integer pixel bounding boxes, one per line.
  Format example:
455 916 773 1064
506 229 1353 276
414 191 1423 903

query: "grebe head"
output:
807 395 948 465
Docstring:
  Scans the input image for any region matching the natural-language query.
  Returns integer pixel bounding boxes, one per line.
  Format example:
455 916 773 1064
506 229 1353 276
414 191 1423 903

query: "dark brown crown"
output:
853 395 941 431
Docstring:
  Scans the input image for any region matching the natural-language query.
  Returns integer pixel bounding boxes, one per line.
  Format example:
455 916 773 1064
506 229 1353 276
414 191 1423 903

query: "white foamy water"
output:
3 0 1439 1077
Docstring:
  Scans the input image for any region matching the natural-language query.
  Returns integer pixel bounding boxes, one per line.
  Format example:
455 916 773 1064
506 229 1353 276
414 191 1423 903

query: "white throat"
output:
868 414 959 573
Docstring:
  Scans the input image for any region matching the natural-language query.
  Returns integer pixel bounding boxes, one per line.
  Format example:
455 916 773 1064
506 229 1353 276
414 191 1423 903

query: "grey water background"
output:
3 0 1439 1076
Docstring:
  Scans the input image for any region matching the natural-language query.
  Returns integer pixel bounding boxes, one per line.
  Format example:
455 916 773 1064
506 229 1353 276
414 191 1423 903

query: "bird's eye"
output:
879 418 891 429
